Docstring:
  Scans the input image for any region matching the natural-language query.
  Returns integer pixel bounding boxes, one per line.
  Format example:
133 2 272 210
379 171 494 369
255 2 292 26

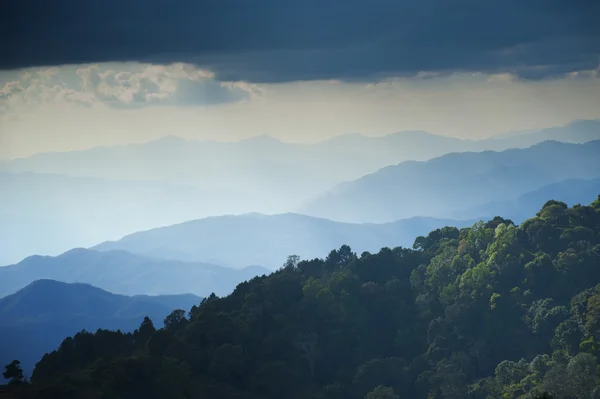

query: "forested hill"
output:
4 197 600 399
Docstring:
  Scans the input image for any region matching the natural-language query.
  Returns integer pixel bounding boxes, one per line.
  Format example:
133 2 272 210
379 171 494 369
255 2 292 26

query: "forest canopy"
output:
4 196 600 399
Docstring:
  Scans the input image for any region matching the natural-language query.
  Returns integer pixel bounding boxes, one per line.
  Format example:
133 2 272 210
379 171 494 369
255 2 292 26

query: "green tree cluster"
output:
4 196 600 399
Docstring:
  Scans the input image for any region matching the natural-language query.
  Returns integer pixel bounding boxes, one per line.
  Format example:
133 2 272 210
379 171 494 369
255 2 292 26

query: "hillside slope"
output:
0 280 202 381
300 140 600 223
9 196 600 399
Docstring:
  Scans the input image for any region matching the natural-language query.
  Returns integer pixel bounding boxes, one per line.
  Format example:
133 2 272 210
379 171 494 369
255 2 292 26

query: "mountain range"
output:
0 248 269 298
92 213 477 268
0 279 202 381
93 176 600 268
300 140 600 223
451 177 600 221
1 119 598 206
1 120 599 265
0 172 274 265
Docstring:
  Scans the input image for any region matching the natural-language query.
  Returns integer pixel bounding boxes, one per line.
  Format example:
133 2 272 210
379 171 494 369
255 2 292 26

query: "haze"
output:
2 64 600 158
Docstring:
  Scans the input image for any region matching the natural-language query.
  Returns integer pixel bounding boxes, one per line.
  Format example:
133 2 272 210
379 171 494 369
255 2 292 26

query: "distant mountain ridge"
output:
0 248 269 298
2 119 598 199
3 118 598 162
453 177 600 221
1 119 598 264
92 213 477 268
0 279 202 381
0 171 276 265
0 279 201 324
300 140 600 223
90 177 600 269
483 119 600 144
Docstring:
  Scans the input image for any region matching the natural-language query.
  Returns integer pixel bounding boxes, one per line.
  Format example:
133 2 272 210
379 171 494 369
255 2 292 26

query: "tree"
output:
164 309 188 332
134 316 156 350
3 360 25 385
282 254 301 270
146 330 174 357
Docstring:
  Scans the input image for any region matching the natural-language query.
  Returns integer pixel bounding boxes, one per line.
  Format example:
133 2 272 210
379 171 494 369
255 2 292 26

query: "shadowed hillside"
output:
0 280 202 381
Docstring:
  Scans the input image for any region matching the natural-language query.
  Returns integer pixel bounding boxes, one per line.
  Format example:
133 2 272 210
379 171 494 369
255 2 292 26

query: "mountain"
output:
482 118 600 147
1 120 598 265
0 132 468 209
0 172 275 265
453 177 600 221
2 119 598 206
10 198 600 398
0 248 270 298
0 280 202 380
300 140 600 223
0 280 201 325
91 213 476 269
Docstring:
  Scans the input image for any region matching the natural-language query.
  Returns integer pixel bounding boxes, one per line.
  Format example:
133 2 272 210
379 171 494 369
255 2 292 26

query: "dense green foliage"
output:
4 197 600 399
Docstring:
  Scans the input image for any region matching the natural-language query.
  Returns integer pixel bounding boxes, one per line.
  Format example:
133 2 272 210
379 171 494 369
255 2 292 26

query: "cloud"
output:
1 0 599 82
0 63 256 113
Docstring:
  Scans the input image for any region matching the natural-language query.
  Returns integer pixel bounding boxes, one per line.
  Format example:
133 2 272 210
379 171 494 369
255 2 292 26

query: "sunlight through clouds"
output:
0 63 258 115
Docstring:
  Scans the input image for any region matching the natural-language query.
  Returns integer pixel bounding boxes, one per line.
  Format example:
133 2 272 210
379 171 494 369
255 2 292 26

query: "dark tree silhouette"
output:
3 360 25 385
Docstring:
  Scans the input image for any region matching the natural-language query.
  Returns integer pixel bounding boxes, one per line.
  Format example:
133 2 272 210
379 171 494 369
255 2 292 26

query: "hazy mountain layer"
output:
1 120 598 265
300 140 600 223
453 177 600 221
0 248 269 298
92 213 476 269
0 172 277 265
1 119 598 207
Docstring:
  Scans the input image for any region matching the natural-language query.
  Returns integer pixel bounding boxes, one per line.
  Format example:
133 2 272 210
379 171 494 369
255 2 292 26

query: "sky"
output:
1 0 599 159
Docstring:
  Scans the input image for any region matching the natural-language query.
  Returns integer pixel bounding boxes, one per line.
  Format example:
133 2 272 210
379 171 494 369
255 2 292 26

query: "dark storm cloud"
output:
1 0 599 82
